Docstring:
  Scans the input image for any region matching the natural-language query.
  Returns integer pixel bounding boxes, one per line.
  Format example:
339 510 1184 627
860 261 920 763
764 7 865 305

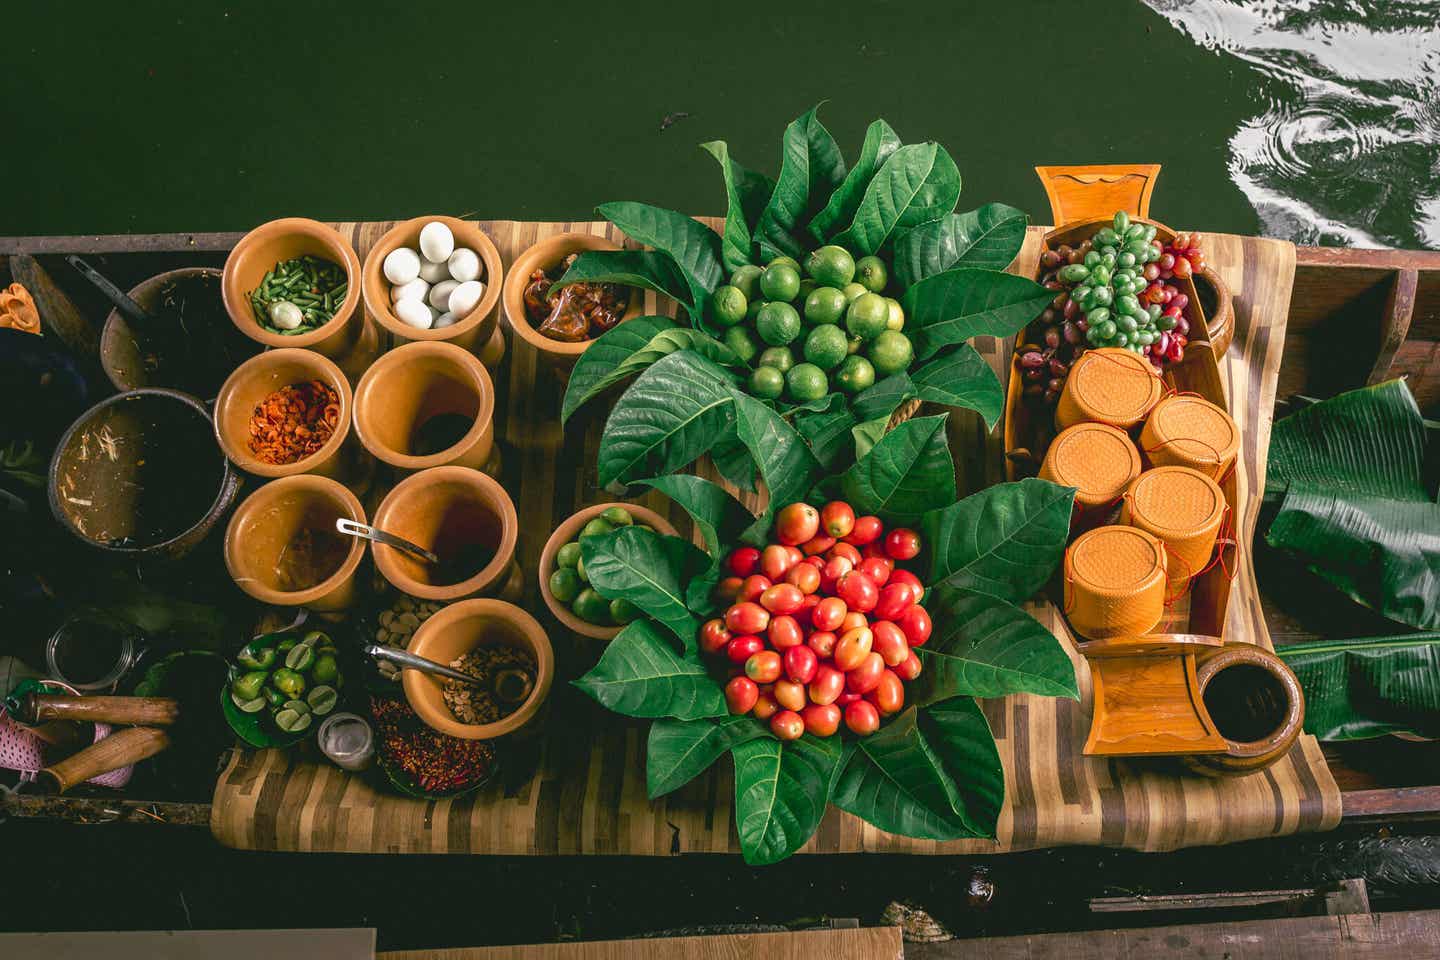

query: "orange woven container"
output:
1063 525 1168 640
1055 348 1163 431
1038 422 1142 516
1140 394 1239 479
1120 466 1226 585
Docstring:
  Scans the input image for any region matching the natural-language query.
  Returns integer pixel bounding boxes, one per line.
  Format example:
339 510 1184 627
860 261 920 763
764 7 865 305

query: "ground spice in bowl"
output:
247 379 341 465
371 696 496 794
441 645 538 725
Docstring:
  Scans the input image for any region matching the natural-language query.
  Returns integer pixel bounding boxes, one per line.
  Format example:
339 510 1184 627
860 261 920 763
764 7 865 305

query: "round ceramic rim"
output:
213 347 352 477
361 215 503 343
503 232 644 359
222 217 362 349
222 474 366 606
351 341 495 471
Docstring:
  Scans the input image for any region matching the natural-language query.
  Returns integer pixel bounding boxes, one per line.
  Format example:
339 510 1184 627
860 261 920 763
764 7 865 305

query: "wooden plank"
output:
1368 269 1418 384
7 253 100 358
0 791 213 826
0 231 245 255
1340 787 1440 819
907 910 1440 959
1295 246 1440 271
378 927 903 960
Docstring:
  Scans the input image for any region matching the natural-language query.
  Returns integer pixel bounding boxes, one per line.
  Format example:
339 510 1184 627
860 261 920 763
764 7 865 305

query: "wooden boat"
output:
0 202 1437 836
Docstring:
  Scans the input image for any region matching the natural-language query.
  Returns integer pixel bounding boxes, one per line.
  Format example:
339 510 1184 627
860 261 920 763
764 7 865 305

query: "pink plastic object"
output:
0 682 136 788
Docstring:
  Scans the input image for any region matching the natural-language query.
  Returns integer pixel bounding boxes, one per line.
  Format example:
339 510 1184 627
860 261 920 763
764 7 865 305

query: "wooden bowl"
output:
538 502 678 640
362 216 503 355
371 466 519 602
222 218 368 367
502 233 643 373
213 348 354 480
1186 643 1305 778
222 474 366 611
48 388 240 560
403 598 553 740
100 267 260 397
352 341 495 472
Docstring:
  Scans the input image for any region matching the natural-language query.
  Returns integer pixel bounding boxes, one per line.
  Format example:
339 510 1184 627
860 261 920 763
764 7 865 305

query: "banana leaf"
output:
1277 633 1440 740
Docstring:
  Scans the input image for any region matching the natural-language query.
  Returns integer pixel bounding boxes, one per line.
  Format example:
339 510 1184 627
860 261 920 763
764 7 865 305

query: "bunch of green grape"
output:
1055 211 1177 354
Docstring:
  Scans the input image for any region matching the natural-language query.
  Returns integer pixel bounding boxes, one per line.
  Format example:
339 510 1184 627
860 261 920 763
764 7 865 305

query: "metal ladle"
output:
335 518 439 565
361 646 535 706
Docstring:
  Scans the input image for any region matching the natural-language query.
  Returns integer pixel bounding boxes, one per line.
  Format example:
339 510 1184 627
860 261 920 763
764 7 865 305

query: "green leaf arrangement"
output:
556 104 1051 494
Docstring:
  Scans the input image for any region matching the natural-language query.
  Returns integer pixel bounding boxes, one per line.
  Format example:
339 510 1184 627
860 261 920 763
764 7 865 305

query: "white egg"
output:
418 258 450 283
419 221 455 263
383 247 421 285
428 279 459 311
394 298 434 330
447 279 484 318
390 277 430 304
433 311 458 329
447 247 481 283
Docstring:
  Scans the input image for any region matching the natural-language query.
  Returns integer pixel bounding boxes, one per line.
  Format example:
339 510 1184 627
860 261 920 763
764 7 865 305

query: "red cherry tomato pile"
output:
698 500 932 741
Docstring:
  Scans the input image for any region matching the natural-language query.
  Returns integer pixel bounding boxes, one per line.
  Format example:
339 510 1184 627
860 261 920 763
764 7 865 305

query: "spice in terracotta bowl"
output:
523 254 631 343
247 379 341 465
249 254 348 335
441 644 538 725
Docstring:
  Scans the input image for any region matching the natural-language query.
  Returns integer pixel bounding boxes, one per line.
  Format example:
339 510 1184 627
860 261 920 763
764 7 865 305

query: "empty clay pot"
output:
371 466 520 602
352 341 495 473
213 347 360 483
1187 643 1306 778
403 598 553 740
538 502 679 641
222 218 379 380
222 474 366 612
503 232 644 375
362 215 504 355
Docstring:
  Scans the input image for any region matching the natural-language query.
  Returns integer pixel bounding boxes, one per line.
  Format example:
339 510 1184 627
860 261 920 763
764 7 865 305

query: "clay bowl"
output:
222 218 377 378
48 388 240 560
503 233 644 376
100 267 260 397
352 341 495 473
371 466 520 602
213 348 356 482
538 502 678 641
222 474 366 612
1186 644 1306 778
403 598 553 739
362 216 503 355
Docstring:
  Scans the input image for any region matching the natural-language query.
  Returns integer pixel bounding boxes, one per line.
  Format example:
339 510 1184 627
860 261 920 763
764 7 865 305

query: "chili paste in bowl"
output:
522 254 631 343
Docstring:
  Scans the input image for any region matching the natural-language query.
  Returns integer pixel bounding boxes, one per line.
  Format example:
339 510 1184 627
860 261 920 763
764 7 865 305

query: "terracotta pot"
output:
213 348 362 487
371 466 519 602
222 218 379 380
1187 643 1305 778
222 474 366 612
352 341 495 473
538 502 679 641
48 388 240 560
362 216 504 356
403 598 553 740
100 267 260 397
503 232 644 376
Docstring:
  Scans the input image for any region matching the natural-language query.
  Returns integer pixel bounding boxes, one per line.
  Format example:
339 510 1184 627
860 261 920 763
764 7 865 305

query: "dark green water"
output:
7 1 1437 248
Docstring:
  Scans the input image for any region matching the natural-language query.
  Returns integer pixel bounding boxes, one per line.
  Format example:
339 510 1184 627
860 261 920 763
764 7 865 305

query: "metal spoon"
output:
362 644 475 685
335 518 439 565
66 255 159 334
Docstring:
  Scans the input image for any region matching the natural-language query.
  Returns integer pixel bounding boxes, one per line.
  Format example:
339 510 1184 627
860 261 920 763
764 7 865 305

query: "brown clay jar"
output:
1186 643 1305 778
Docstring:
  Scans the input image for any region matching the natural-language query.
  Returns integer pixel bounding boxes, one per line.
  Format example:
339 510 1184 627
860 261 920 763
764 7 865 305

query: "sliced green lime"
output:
306 686 338 716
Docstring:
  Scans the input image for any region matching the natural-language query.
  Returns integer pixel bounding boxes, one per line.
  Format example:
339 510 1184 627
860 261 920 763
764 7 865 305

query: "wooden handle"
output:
22 694 181 727
1194 265 1234 359
1035 164 1160 228
38 727 171 794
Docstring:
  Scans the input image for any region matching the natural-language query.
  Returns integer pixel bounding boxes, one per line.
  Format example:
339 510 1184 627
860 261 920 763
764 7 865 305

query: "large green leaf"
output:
647 715 769 799
710 427 757 493
831 707 975 841
1276 632 1440 741
832 143 962 257
1267 379 1431 502
920 697 1005 838
839 414 955 525
581 526 712 647
923 478 1075 601
807 118 902 242
851 373 918 423
572 620 725 720
700 141 776 273
636 474 754 561
597 201 726 316
792 393 858 469
727 387 823 545
597 350 736 488
905 268 1055 361
546 250 690 306
753 106 847 262
893 203 1030 288
909 344 1005 430
851 417 889 459
731 733 845 865
1267 486 1440 630
913 586 1078 705
562 319 743 426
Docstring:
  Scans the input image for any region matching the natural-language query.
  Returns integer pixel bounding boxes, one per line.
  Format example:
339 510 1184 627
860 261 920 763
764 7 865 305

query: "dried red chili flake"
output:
247 379 341 465
370 697 495 794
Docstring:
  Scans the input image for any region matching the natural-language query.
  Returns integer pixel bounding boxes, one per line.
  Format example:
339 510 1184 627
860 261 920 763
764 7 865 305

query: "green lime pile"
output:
710 246 914 403
228 630 342 734
549 505 647 627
